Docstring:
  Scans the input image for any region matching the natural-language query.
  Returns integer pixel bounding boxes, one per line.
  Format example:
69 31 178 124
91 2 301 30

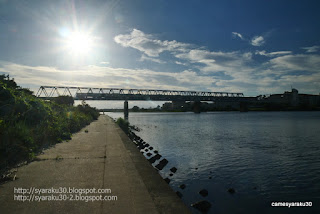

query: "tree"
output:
53 96 74 106
132 106 140 112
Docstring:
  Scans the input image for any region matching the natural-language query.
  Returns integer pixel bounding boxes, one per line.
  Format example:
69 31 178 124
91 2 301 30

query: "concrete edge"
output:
112 117 192 214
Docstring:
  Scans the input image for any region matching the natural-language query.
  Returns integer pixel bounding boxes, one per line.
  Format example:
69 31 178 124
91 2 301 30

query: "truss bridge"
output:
36 86 246 118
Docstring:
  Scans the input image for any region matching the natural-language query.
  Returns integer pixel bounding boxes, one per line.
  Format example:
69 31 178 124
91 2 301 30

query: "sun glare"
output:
63 31 94 55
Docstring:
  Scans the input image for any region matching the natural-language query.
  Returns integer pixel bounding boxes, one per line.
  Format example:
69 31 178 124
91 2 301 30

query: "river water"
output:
106 111 320 214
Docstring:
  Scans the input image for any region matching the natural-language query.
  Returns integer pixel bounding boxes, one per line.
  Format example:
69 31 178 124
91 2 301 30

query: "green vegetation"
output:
52 95 74 106
0 75 99 173
131 105 162 112
116 117 141 135
116 117 129 134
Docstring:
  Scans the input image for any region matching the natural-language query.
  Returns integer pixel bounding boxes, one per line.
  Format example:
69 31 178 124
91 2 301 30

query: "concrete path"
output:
0 115 191 214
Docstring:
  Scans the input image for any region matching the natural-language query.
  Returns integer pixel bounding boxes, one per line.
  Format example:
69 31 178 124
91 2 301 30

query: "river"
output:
106 111 320 214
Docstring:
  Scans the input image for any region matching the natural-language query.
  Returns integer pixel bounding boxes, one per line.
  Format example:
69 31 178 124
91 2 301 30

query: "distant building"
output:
261 88 320 108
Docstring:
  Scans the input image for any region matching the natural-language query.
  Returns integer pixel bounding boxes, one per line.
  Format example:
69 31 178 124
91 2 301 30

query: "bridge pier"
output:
124 100 129 120
240 101 248 112
193 101 201 113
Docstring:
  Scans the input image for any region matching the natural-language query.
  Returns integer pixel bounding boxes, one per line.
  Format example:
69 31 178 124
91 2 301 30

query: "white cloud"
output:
2 49 320 96
114 29 189 57
301 45 320 53
0 61 218 92
256 50 292 57
140 54 165 64
114 29 254 75
232 32 267 47
270 54 320 72
112 29 320 95
232 32 244 40
175 61 188 66
100 61 109 65
114 29 254 77
175 49 253 75
4 28 318 97
172 70 214 86
251 36 265 46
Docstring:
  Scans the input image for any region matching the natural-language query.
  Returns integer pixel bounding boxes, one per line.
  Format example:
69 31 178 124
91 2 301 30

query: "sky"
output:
1 0 320 101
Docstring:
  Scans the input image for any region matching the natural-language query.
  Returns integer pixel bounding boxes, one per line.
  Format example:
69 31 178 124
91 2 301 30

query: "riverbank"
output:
0 75 99 174
0 115 191 213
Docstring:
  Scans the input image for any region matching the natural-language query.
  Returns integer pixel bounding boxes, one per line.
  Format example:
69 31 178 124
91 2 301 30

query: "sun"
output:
62 30 94 55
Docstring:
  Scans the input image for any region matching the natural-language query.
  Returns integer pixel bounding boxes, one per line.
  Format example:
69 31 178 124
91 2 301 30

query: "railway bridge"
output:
36 86 247 118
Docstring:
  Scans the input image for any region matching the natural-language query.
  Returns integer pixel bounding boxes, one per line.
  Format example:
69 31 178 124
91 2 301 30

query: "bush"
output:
53 96 74 106
0 75 99 172
116 117 129 134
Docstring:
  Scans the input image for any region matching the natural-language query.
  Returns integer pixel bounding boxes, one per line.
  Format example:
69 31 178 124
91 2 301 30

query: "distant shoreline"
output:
99 108 320 112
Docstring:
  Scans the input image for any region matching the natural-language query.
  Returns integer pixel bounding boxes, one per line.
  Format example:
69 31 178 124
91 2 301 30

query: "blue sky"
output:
1 0 320 97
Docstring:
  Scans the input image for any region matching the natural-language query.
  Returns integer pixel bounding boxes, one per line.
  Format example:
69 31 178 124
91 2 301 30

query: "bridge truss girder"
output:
36 86 245 101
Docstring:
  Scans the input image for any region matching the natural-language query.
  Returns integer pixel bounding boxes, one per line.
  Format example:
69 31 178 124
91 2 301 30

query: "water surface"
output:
107 111 320 214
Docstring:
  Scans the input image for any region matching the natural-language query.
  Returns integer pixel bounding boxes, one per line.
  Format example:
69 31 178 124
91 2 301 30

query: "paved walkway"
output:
0 115 191 214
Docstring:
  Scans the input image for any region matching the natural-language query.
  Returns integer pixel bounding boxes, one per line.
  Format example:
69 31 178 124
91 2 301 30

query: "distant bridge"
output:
36 86 246 118
36 86 244 101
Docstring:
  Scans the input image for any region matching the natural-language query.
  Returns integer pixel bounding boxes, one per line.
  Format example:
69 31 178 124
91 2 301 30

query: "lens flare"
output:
64 31 94 55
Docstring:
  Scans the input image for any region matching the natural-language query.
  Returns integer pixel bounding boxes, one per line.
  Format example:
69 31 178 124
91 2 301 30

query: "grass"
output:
116 117 129 134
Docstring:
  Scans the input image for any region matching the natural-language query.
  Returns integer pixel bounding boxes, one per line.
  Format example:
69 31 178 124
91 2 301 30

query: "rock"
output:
164 178 170 184
154 150 158 154
176 191 183 198
145 143 149 147
191 200 211 213
149 147 153 150
146 152 152 157
148 154 162 164
155 158 168 170
228 188 235 194
138 144 146 150
145 149 149 152
180 184 186 189
199 189 208 197
170 167 177 173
